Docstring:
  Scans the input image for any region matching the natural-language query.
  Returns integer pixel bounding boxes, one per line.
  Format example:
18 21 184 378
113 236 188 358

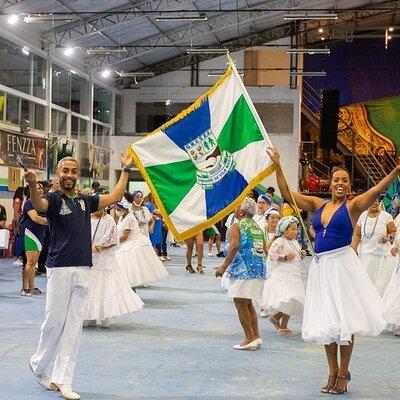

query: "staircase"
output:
302 80 396 186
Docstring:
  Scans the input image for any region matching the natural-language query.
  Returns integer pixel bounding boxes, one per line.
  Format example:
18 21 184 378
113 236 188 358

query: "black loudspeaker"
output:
320 89 339 149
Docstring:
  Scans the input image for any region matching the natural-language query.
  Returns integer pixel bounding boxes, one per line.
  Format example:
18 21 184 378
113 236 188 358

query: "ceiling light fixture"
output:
23 13 80 23
86 47 128 55
283 13 338 21
116 71 155 78
101 69 112 78
21 46 30 56
155 12 207 21
318 27 324 33
290 71 326 77
388 26 394 32
186 48 229 54
63 47 74 56
70 69 77 75
7 14 19 25
286 48 330 54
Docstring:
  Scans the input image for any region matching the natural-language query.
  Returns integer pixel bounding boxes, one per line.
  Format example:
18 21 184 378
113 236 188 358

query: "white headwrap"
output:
276 216 299 237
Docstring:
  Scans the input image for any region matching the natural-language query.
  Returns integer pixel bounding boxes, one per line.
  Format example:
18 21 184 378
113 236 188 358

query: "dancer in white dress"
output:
116 199 168 288
261 216 306 337
253 195 271 230
84 209 144 328
131 190 153 236
269 147 400 395
352 200 396 296
383 213 400 335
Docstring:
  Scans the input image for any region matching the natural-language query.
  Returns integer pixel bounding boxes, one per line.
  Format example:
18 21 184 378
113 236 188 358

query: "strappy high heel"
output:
185 265 195 274
196 265 205 274
329 372 351 394
321 374 338 394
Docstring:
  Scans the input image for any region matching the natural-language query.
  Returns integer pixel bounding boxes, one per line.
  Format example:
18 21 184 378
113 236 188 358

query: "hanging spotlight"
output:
7 14 19 25
21 46 30 56
63 47 74 56
101 69 112 78
318 28 324 33
388 26 394 32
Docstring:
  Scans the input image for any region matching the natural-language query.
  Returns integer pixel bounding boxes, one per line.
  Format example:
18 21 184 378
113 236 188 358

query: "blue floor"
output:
0 248 399 400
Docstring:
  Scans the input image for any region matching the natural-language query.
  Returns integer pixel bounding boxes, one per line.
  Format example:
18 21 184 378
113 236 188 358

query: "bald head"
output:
57 157 79 171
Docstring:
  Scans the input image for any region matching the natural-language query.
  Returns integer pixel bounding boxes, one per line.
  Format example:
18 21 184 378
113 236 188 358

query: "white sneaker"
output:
13 259 23 266
57 385 80 400
101 318 110 328
208 253 214 257
29 362 52 390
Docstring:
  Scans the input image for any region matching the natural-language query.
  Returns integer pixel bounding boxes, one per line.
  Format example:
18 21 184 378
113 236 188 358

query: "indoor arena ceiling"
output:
1 0 400 84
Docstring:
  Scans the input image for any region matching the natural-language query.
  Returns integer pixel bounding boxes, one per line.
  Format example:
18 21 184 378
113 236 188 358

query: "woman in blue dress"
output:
268 147 400 394
215 197 267 351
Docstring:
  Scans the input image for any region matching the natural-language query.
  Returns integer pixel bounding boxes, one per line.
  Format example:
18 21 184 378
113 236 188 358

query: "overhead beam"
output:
0 0 23 10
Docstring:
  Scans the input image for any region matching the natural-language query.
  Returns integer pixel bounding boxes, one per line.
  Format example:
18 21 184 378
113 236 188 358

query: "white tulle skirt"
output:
302 246 385 345
383 264 400 331
85 250 144 321
221 271 229 290
360 253 397 297
261 262 305 316
225 274 265 301
116 240 168 288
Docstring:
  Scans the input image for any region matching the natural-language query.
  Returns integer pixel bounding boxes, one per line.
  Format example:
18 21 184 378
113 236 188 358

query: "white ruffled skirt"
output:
261 262 305 316
116 240 168 287
225 274 265 301
383 263 400 331
85 250 144 321
360 252 397 297
302 246 385 345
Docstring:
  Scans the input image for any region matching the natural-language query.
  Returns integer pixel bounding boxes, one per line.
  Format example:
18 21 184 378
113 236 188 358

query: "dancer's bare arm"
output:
266 148 325 213
349 166 400 218
98 153 133 209
215 224 240 277
351 225 361 255
24 171 49 213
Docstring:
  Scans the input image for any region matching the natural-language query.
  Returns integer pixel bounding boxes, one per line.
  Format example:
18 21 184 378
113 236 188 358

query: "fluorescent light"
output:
284 13 338 21
101 69 112 78
23 13 79 23
63 47 74 56
187 48 229 54
86 47 128 55
290 71 326 77
165 100 171 106
7 14 19 25
70 69 77 75
286 48 330 54
155 13 207 21
21 46 30 56
116 71 155 77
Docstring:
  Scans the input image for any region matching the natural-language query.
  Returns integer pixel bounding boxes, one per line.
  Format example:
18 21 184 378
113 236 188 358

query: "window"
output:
51 109 67 135
5 93 19 124
71 73 89 115
136 102 191 133
52 64 71 109
34 104 45 131
93 85 111 123
93 123 110 147
21 99 34 130
71 116 88 142
0 92 5 121
253 103 294 134
115 94 122 135
0 36 46 99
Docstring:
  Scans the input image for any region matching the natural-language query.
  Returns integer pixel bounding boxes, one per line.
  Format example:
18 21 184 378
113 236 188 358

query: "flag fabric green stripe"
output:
145 159 197 215
217 94 264 154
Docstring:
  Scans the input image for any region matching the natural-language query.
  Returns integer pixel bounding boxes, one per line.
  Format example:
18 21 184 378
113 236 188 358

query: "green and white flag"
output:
128 63 275 241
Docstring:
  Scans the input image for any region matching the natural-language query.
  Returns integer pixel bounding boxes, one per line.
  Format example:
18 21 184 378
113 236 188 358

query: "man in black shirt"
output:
26 154 133 400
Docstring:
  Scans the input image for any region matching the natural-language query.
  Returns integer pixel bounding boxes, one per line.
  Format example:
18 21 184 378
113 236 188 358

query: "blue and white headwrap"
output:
132 190 143 198
276 216 299 237
265 208 280 219
116 197 132 210
258 194 272 206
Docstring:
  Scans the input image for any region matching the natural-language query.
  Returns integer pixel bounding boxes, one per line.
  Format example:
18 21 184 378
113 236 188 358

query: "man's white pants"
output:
30 267 90 386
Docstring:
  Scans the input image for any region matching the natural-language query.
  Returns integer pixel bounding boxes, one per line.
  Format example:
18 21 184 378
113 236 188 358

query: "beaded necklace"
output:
362 211 380 240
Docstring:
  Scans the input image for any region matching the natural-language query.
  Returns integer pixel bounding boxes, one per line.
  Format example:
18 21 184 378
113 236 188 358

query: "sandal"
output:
277 328 297 337
321 374 338 394
186 265 195 274
165 256 172 261
329 372 351 394
196 265 205 275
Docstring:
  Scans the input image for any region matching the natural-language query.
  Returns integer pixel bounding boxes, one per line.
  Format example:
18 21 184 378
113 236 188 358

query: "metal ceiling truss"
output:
86 0 312 70
0 0 22 10
42 0 194 45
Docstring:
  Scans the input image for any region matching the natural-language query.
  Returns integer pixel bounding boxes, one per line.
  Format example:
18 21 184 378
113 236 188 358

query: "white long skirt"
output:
360 253 397 297
86 250 144 321
261 262 305 316
302 246 385 345
226 274 265 302
117 241 168 287
383 264 400 331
